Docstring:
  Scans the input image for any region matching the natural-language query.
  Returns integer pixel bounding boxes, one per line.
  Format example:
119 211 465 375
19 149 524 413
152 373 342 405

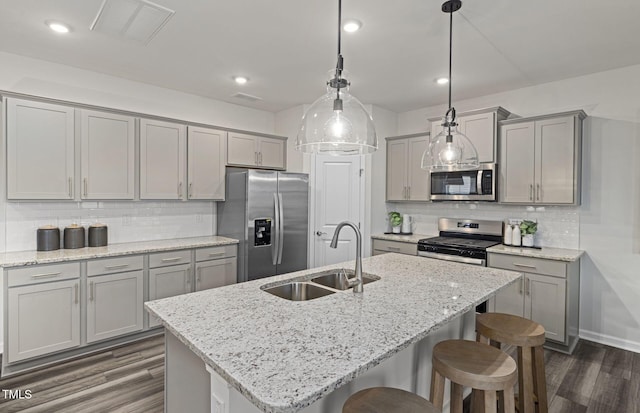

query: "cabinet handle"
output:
537 184 541 201
185 268 191 286
208 252 225 258
255 151 258 165
84 178 88 197
519 277 523 294
104 264 129 270
31 271 62 279
530 184 533 201
161 257 183 262
178 182 183 197
196 267 201 283
89 281 94 301
259 152 262 165
513 262 537 269
408 186 411 199
525 277 531 296
75 283 79 304
188 182 193 198
387 247 401 251
68 177 73 198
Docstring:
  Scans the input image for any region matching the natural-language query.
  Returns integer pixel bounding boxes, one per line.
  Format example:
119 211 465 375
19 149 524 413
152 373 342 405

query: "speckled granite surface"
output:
146 253 521 413
0 236 238 268
370 233 432 244
488 244 583 262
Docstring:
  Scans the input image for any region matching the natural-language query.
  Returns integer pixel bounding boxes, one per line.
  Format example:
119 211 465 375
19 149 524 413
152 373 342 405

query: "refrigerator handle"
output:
277 193 284 265
272 193 279 266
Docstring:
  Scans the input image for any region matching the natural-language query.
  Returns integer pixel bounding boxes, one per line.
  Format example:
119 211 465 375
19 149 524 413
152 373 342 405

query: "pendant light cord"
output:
446 4 455 125
335 0 343 102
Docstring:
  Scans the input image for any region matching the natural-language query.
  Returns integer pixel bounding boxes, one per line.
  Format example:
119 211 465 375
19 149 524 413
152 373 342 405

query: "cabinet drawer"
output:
195 245 237 262
488 253 567 278
371 239 417 256
7 262 80 287
87 255 144 276
149 250 192 268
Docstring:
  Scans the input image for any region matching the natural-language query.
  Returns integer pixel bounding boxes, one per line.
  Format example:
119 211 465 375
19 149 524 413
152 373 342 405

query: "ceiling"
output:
0 0 639 113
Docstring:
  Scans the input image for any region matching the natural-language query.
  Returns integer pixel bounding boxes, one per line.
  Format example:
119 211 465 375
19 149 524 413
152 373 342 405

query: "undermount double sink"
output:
261 269 379 301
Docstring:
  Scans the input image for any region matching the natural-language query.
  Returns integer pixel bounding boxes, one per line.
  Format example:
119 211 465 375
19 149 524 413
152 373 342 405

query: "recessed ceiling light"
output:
343 19 362 33
436 77 449 85
233 76 248 85
46 21 71 33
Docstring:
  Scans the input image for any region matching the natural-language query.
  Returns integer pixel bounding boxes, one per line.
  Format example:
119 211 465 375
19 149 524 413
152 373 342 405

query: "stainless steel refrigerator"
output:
217 169 309 282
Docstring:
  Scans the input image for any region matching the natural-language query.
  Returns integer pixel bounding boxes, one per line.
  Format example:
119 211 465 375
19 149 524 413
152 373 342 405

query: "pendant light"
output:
296 0 377 155
421 0 479 171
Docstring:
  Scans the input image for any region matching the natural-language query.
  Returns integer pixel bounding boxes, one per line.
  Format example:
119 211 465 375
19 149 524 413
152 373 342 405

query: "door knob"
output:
316 231 327 236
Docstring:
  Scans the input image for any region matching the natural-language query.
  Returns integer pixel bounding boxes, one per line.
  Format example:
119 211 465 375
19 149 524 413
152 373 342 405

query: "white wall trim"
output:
579 329 640 353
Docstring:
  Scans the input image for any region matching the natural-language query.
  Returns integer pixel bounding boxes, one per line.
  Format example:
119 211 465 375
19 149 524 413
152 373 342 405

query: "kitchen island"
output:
145 253 521 413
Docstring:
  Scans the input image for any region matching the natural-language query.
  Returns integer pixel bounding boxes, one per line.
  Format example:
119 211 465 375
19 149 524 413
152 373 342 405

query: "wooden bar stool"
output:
476 313 548 413
343 387 440 413
430 340 517 413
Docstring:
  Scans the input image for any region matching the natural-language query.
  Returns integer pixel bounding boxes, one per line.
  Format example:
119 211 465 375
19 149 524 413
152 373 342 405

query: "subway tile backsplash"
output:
4 201 216 252
386 202 580 249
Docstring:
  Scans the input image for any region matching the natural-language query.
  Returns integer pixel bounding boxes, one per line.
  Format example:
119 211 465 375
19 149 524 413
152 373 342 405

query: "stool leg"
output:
472 390 486 413
430 368 446 410
477 332 490 345
484 391 498 413
451 383 463 413
532 346 548 413
503 383 516 413
518 347 535 413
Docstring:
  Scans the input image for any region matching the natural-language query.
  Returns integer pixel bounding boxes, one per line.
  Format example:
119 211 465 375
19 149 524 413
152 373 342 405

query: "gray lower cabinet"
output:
86 270 144 344
195 258 237 292
371 239 417 256
148 263 192 328
488 253 579 353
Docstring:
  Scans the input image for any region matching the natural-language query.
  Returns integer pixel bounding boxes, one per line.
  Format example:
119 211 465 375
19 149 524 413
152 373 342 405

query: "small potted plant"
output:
519 220 538 247
388 212 403 233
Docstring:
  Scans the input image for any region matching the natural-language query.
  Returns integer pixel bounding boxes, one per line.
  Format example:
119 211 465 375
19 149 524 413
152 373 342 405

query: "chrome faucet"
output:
330 221 363 293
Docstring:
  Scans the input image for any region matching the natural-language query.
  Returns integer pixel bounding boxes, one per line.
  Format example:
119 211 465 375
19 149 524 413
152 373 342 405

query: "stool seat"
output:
342 387 439 413
476 313 545 348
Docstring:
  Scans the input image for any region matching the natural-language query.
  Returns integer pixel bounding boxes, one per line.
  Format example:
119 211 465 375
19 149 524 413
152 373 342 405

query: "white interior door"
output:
312 155 362 268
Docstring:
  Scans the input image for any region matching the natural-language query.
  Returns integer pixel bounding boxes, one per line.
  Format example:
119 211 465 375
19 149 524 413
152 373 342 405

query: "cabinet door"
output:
187 127 226 200
148 264 192 328
80 110 135 199
195 258 237 292
7 279 80 363
386 139 408 201
459 112 496 164
140 119 186 200
258 137 286 169
6 98 75 200
526 273 566 343
499 122 535 203
227 132 258 166
492 275 525 317
407 136 430 201
86 271 143 343
535 116 576 204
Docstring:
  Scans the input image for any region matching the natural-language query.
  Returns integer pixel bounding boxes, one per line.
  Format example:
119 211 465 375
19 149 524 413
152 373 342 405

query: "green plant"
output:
519 220 538 235
388 211 403 227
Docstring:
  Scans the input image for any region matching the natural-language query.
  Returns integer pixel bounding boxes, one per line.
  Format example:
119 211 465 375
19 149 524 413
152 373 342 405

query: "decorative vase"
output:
392 226 401 234
522 234 534 247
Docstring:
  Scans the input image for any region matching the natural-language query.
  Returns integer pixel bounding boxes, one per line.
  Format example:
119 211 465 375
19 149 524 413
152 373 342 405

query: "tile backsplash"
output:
386 202 580 249
4 201 216 252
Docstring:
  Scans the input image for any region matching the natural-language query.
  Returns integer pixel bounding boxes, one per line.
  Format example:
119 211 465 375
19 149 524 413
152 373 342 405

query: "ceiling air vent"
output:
231 93 263 102
90 0 175 44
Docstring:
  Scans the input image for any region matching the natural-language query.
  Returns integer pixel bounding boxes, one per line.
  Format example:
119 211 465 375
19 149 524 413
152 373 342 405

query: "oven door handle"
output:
418 251 485 266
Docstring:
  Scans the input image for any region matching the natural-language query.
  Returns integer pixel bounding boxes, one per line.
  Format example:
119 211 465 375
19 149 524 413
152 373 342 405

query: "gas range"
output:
418 218 503 266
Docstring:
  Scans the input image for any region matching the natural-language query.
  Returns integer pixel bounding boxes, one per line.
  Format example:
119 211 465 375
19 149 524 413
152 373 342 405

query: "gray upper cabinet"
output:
80 110 135 200
140 119 186 200
385 134 430 201
429 106 511 164
6 98 75 200
227 132 286 170
187 126 226 200
499 111 585 205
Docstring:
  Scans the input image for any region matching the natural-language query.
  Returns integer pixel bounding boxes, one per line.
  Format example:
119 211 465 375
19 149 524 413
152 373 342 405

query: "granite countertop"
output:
0 236 239 268
370 233 433 244
487 244 584 262
145 253 521 413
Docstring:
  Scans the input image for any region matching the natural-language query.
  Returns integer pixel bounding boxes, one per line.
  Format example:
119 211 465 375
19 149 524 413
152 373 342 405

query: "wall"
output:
0 51 277 253
395 63 640 352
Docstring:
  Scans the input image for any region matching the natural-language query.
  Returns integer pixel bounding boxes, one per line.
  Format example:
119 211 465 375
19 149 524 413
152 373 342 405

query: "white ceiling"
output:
0 0 639 113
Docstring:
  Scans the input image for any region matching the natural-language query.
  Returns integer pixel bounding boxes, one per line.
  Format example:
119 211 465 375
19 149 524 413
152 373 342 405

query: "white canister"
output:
503 224 513 245
512 224 521 246
401 214 412 233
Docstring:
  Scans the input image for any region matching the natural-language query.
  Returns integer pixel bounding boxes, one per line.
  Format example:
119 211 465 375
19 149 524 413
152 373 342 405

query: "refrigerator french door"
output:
217 169 309 282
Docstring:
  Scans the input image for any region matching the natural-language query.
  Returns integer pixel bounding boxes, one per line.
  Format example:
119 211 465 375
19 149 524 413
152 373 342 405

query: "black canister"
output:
64 224 86 249
88 224 108 247
37 226 60 251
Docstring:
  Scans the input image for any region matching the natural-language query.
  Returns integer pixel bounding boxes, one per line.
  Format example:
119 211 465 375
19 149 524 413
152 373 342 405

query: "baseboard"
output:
580 329 640 353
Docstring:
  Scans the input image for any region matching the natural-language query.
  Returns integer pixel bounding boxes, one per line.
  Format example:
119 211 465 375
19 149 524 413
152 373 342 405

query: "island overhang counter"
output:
145 252 521 413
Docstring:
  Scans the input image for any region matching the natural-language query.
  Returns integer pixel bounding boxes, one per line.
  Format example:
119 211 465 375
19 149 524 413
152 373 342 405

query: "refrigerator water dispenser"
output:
254 219 272 246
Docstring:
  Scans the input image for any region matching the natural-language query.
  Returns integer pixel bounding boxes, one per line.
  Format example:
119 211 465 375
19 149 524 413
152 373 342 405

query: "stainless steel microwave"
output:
430 164 497 201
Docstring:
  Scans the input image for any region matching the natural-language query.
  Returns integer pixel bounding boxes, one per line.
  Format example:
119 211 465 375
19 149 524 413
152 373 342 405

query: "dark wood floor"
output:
0 336 638 412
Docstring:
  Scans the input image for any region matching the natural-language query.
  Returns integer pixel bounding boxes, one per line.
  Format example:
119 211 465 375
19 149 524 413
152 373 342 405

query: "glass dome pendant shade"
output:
421 108 479 171
296 0 377 155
